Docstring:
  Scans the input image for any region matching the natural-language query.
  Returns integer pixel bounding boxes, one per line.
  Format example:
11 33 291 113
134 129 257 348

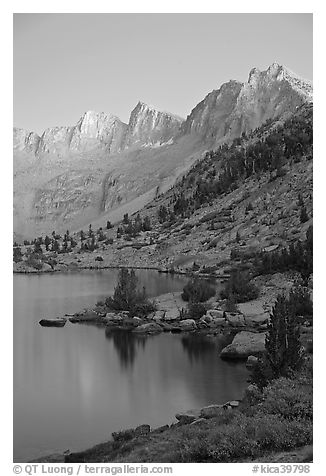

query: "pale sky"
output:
13 13 313 134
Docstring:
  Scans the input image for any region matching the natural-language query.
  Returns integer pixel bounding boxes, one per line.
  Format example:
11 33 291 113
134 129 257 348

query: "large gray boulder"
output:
179 319 197 331
152 310 166 321
69 310 103 323
220 331 266 360
237 300 270 327
206 309 224 319
155 292 184 321
175 409 201 424
225 312 246 327
164 308 180 321
105 312 122 321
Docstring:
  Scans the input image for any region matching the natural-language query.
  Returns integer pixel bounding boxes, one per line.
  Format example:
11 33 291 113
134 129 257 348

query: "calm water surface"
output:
13 270 249 462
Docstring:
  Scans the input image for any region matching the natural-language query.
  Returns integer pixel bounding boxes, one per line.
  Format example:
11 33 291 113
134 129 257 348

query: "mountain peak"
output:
124 101 183 148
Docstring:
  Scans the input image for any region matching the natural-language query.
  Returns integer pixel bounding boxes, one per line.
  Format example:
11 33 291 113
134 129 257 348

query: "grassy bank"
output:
65 357 312 463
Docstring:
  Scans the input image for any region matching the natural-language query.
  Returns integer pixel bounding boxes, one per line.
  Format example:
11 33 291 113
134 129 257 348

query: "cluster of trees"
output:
13 245 23 263
14 219 117 262
181 277 216 303
254 226 313 283
105 268 156 317
157 105 312 223
180 277 216 319
220 268 260 303
116 213 152 239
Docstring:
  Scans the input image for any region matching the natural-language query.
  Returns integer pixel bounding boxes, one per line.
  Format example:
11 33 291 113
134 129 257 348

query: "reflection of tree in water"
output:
181 335 217 363
105 329 147 369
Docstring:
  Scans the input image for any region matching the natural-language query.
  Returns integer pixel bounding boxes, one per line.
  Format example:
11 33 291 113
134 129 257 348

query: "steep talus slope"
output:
13 63 312 239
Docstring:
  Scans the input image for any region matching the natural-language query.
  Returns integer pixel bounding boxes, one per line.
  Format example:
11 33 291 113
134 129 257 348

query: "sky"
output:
13 13 313 134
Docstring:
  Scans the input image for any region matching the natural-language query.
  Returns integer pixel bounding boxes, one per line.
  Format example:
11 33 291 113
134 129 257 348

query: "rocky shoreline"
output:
56 290 270 359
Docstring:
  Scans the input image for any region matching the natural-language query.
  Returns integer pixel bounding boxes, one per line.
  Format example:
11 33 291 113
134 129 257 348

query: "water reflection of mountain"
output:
105 329 147 369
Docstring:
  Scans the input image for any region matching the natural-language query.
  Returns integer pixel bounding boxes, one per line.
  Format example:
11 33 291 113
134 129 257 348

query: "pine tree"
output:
300 206 309 223
143 216 151 231
13 246 23 263
44 235 51 251
252 294 304 388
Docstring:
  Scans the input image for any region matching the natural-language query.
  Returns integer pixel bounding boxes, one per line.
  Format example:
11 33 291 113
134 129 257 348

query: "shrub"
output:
259 378 312 421
188 302 206 319
181 278 216 302
224 293 238 312
288 283 313 320
220 269 259 302
178 412 312 462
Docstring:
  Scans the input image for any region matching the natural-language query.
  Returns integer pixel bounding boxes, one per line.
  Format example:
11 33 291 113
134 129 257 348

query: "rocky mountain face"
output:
13 63 312 239
182 63 312 147
13 128 40 154
123 102 183 148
